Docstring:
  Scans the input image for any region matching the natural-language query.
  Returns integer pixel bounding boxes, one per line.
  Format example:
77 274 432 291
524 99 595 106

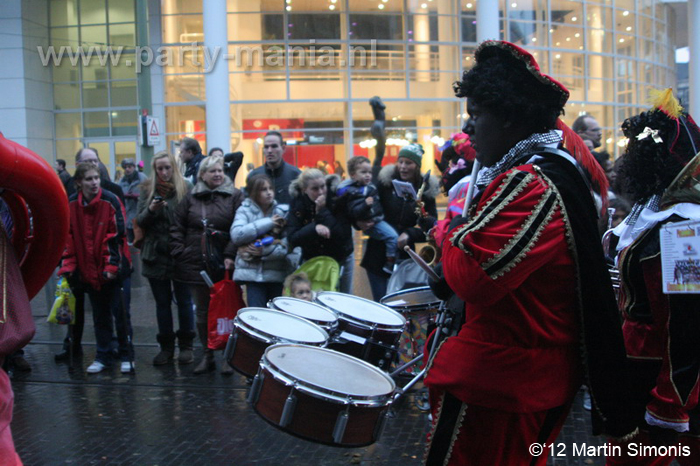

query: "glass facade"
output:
158 0 676 169
49 0 677 172
50 0 139 173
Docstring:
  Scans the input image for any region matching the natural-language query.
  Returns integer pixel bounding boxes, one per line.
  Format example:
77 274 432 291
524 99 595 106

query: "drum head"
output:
236 308 328 344
380 286 441 310
269 297 338 325
315 292 405 327
265 344 395 398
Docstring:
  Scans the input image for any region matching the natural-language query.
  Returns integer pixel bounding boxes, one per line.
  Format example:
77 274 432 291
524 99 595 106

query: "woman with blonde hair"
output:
136 151 195 366
170 155 244 374
286 168 354 293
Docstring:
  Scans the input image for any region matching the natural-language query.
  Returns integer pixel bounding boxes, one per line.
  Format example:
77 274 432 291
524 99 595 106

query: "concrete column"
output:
148 0 167 155
137 0 154 167
0 0 54 161
203 0 231 152
476 0 500 42
690 0 700 115
414 14 430 82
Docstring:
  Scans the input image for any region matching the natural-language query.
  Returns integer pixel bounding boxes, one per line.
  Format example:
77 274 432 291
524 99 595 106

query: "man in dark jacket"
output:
55 159 74 196
180 137 205 185
247 131 300 206
118 158 147 244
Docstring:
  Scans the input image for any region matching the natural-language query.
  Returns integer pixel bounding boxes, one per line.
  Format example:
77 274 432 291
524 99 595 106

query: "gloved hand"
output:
428 262 453 301
418 215 437 233
448 214 470 232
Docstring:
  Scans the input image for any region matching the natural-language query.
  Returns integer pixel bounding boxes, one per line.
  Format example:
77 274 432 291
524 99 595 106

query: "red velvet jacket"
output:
59 189 125 290
425 166 582 413
617 219 700 432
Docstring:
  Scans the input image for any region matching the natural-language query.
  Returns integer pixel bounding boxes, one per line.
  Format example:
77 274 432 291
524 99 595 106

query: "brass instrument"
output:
414 170 439 266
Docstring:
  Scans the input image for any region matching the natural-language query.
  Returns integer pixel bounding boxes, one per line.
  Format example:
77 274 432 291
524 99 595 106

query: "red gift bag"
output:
207 270 246 350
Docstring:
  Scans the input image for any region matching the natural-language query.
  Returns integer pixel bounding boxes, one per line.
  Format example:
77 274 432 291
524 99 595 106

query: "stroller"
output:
284 255 341 295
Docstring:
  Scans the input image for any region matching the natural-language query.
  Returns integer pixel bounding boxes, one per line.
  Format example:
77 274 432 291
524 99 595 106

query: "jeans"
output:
242 281 284 308
86 280 133 364
339 253 354 294
366 269 388 302
367 220 398 259
148 278 195 335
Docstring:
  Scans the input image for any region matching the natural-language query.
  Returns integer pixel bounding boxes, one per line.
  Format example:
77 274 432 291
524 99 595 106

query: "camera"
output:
154 195 164 202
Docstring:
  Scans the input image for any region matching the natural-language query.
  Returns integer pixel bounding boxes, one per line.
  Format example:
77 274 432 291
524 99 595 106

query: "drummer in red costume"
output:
424 40 637 465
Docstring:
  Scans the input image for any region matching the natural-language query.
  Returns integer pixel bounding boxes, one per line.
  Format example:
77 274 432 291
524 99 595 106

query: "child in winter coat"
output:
338 156 398 273
231 175 289 307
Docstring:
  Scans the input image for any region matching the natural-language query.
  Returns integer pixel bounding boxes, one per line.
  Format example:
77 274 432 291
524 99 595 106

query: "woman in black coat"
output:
286 169 354 293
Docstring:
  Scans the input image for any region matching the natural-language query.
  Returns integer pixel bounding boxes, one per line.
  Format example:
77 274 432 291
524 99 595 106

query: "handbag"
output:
200 217 228 284
47 277 76 325
207 270 246 350
132 218 144 249
0 229 35 356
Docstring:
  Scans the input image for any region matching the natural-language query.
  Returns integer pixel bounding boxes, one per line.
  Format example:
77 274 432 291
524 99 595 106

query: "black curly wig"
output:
618 109 700 203
453 51 564 134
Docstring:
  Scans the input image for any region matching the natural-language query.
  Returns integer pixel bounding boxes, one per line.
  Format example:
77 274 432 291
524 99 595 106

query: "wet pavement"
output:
10 249 613 465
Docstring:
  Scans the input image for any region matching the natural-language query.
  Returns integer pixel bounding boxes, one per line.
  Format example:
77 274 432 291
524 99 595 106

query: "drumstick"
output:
462 160 481 217
404 245 440 281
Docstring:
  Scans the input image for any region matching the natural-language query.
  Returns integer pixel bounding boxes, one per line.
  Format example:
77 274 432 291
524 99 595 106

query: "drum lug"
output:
280 390 297 428
333 407 350 444
247 372 264 405
373 409 389 441
223 331 238 362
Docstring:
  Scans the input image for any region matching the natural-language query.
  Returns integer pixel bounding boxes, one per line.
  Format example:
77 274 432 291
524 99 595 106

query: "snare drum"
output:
268 297 339 335
380 286 441 316
226 308 328 377
381 287 441 371
249 344 395 447
315 292 406 370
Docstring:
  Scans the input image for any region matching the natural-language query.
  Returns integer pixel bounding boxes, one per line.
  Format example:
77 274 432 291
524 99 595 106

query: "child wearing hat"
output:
338 155 399 274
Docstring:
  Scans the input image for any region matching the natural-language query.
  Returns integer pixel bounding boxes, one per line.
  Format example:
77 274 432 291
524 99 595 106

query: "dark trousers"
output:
148 277 194 335
63 275 131 351
85 280 133 364
241 281 283 308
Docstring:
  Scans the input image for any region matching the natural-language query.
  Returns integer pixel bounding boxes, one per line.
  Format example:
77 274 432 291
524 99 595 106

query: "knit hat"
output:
398 143 424 168
121 158 135 168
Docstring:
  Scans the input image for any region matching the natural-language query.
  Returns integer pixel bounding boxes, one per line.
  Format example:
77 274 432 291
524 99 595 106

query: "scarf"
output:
156 178 175 199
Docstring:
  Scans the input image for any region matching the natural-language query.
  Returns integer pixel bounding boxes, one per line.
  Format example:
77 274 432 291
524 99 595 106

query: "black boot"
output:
176 330 196 365
54 333 83 362
153 333 176 366
193 323 215 374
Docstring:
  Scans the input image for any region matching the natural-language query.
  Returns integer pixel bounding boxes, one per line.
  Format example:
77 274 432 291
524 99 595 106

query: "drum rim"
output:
268 296 339 324
380 286 442 310
315 292 406 328
262 343 396 402
235 308 329 344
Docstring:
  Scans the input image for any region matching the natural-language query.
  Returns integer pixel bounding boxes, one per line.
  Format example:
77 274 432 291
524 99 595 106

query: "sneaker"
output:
86 361 107 374
582 387 592 411
121 361 135 374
